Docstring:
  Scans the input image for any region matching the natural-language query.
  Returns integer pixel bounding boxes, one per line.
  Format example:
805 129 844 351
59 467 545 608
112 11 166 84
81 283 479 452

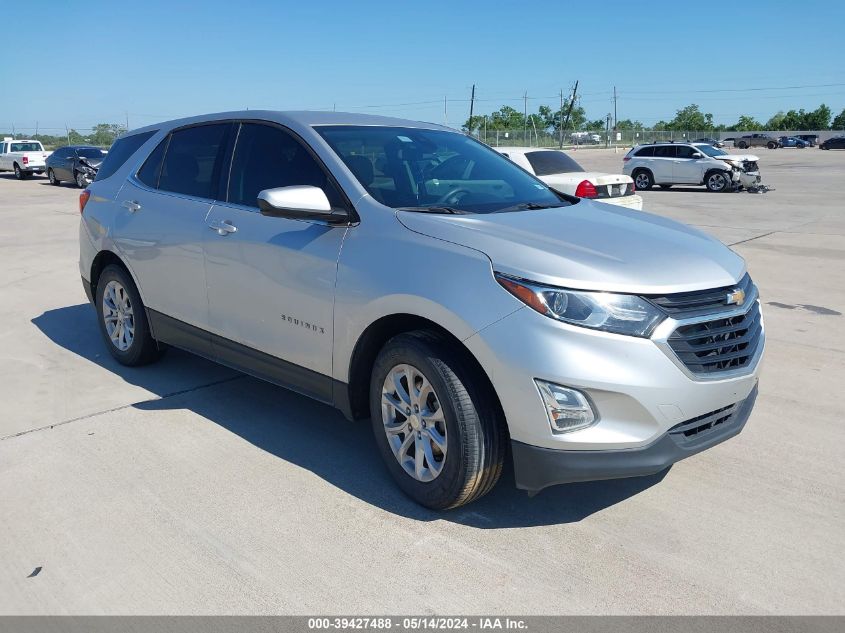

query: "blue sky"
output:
2 0 844 133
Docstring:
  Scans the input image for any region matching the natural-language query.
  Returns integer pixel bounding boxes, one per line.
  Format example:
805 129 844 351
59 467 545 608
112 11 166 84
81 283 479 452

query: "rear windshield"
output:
524 150 584 176
94 131 156 181
10 142 43 152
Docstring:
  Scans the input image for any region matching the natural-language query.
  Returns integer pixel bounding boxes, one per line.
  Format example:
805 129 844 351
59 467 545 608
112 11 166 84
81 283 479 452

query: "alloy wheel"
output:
381 363 448 482
102 280 135 351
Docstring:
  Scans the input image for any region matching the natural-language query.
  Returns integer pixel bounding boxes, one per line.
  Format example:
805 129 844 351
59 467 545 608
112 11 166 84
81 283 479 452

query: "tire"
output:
658 184 672 189
737 142 748 149
13 163 24 180
705 170 731 192
767 142 777 149
95 265 164 366
48 168 60 185
632 169 654 191
369 332 505 510
75 170 87 188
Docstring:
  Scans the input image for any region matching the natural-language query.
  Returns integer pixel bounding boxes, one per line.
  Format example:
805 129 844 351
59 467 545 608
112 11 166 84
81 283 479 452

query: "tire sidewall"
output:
633 169 653 191
369 336 477 509
706 170 730 192
48 168 58 185
95 266 153 365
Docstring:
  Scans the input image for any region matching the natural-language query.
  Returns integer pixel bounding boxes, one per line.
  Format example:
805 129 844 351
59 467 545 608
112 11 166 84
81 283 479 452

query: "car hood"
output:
396 201 745 294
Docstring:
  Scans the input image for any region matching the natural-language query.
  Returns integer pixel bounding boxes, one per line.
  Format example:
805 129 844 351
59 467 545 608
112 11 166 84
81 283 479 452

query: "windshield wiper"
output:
493 202 567 213
395 206 468 215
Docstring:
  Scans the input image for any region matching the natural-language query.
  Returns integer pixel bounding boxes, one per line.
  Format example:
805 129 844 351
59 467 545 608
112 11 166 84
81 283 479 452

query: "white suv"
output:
623 142 760 192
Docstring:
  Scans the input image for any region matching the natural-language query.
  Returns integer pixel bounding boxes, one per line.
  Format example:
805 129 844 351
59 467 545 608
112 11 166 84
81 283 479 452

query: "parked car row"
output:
0 139 105 185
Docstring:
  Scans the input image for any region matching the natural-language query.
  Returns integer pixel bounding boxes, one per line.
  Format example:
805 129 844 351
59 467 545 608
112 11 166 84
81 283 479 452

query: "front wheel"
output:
95 265 165 366
705 170 731 192
75 170 88 188
370 332 505 509
633 169 654 191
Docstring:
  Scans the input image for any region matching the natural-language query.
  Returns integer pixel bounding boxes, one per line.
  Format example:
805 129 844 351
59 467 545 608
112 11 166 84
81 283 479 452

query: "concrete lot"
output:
0 148 843 614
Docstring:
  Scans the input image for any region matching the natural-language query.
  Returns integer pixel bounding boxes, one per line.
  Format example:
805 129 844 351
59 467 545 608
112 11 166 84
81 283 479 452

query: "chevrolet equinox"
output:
79 111 764 509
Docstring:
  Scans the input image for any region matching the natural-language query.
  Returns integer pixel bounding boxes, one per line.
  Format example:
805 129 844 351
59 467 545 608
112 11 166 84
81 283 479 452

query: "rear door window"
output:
95 131 156 181
653 145 677 158
158 123 231 199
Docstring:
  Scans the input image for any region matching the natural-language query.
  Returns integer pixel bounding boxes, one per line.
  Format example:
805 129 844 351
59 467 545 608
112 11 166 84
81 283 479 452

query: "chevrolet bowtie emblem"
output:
726 288 746 306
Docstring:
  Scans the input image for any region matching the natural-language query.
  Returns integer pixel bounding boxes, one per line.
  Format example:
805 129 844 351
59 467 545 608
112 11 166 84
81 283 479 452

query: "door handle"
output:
208 219 237 235
122 200 141 212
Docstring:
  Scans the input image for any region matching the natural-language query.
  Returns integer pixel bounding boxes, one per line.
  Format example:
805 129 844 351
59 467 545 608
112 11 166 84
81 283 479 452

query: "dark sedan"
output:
820 136 845 150
46 145 107 187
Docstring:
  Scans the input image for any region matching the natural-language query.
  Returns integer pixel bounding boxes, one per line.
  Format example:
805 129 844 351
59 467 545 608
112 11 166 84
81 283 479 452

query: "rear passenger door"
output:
650 145 676 183
113 122 233 331
202 122 350 396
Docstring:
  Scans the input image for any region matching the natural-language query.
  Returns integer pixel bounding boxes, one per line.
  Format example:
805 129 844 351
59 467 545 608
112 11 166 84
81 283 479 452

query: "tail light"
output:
630 181 636 192
22 156 28 165
79 189 91 214
623 156 631 162
574 180 598 198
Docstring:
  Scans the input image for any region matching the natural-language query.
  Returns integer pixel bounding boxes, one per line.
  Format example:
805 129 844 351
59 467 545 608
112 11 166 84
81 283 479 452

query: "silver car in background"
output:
78 111 764 509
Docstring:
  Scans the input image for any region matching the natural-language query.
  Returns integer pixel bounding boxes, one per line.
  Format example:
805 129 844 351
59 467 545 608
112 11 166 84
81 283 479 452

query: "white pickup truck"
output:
0 138 51 179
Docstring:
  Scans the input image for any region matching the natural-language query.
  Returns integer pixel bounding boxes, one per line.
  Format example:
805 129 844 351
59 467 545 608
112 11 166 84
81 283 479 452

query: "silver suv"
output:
79 112 764 509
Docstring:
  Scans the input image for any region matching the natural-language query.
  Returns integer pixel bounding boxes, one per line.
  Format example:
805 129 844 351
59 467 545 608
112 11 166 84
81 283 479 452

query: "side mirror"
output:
691 152 703 159
257 186 349 225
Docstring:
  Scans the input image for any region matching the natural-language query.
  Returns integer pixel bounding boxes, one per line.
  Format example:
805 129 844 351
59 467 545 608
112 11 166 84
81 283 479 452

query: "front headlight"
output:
495 273 666 337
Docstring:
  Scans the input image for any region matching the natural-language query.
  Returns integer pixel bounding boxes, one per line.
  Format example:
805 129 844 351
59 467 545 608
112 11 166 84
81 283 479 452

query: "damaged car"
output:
46 145 107 188
623 142 762 193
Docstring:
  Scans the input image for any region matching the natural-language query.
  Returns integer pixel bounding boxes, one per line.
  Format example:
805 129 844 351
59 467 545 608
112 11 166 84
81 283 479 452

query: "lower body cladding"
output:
464 303 764 493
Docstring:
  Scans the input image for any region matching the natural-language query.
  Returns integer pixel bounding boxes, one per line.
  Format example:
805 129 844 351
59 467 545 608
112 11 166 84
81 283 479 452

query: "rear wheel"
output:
13 163 25 180
767 141 777 149
737 141 748 149
705 170 731 192
95 265 164 366
48 168 60 185
633 169 654 191
370 332 505 509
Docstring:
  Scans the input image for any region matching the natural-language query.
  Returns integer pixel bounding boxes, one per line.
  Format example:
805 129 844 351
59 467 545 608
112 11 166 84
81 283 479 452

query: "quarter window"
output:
227 123 343 208
158 124 230 199
136 137 169 188
634 146 654 157
95 131 156 181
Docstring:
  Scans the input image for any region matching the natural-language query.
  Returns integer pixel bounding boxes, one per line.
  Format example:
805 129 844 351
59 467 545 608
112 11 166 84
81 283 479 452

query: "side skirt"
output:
147 309 350 412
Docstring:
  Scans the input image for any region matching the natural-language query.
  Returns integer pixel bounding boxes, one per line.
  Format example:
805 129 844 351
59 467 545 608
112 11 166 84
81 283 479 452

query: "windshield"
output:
524 150 584 176
77 148 107 159
696 144 727 157
316 126 568 213
10 142 43 152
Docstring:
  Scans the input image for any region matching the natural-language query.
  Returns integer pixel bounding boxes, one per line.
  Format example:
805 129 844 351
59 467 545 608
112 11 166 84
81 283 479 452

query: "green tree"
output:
832 108 845 130
666 104 714 131
615 119 644 130
731 115 763 131
766 111 787 130
803 104 831 130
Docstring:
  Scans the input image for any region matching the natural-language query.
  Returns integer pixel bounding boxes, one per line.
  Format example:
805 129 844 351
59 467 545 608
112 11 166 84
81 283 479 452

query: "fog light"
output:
534 380 596 433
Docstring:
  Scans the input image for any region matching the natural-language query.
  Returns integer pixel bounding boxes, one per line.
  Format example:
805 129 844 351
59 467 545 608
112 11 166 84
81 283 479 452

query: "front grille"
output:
743 161 759 172
648 274 753 318
668 402 739 446
667 301 762 375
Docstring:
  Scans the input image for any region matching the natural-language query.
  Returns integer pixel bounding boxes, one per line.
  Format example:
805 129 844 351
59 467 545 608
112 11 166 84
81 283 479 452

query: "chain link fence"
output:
472 129 721 149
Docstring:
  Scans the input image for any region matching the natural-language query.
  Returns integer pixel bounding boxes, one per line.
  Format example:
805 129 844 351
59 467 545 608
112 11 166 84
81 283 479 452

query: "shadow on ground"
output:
33 303 667 529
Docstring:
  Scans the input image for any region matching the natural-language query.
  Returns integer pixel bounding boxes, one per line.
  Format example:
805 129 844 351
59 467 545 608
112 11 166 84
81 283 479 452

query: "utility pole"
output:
605 114 611 148
613 86 617 130
559 90 564 149
523 91 528 144
125 111 130 132
444 95 448 126
65 124 70 146
35 121 39 139
562 80 579 142
468 84 476 135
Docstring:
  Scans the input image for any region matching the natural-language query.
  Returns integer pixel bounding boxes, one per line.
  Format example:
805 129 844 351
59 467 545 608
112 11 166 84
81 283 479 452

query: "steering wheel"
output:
435 187 472 205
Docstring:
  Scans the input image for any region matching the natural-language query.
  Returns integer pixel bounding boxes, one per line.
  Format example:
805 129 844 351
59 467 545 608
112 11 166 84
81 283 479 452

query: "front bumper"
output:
512 385 757 492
